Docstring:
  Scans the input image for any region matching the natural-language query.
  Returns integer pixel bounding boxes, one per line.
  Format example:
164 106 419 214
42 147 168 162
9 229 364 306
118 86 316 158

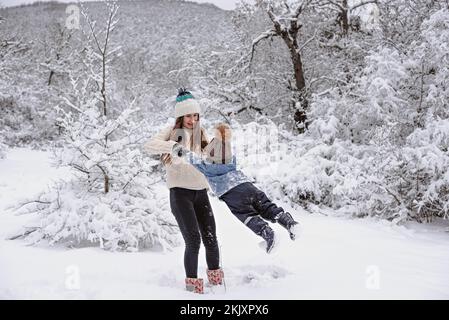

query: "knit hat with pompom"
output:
175 88 201 118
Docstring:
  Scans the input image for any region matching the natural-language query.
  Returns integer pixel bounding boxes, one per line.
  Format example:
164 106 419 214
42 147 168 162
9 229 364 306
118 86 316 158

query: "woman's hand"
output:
171 143 186 157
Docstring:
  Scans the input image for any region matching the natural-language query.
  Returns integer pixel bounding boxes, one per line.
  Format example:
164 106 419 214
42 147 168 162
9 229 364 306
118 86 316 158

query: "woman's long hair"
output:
161 115 208 165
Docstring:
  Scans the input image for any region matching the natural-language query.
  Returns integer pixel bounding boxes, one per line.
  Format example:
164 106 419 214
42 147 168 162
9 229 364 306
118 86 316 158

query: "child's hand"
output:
214 123 232 141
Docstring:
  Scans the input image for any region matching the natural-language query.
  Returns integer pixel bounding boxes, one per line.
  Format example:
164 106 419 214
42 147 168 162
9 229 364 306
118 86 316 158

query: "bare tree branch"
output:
326 0 345 11
82 9 103 55
350 0 378 12
295 0 310 18
8 228 38 241
250 29 278 62
298 29 318 53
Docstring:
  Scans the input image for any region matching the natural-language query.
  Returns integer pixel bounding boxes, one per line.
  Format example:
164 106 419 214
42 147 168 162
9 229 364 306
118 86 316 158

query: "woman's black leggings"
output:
170 187 220 278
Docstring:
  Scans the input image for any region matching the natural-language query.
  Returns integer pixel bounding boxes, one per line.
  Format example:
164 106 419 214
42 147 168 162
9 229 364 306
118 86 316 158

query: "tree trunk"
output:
264 3 311 132
48 70 54 86
294 93 309 134
341 9 349 35
101 56 107 116
290 47 309 132
104 174 109 193
341 0 349 36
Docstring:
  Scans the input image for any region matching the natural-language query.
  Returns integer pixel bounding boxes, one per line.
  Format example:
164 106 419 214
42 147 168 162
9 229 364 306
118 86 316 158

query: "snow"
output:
1 148 449 299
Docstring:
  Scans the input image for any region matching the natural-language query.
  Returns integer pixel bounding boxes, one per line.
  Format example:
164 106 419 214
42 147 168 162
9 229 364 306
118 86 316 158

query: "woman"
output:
144 88 224 294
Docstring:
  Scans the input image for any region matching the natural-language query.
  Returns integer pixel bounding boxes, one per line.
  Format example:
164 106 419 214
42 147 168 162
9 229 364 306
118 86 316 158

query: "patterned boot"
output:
185 277 204 294
207 268 224 286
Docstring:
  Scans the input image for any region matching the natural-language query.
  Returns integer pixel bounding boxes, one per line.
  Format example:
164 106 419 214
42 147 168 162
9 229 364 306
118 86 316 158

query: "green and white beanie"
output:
175 88 201 118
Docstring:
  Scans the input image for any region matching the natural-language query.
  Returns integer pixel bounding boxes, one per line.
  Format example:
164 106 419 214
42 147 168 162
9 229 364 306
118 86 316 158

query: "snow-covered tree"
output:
40 21 74 87
175 36 263 123
302 6 449 223
0 35 38 145
246 0 314 132
315 0 379 36
0 6 64 146
231 0 380 131
384 8 449 222
13 1 179 251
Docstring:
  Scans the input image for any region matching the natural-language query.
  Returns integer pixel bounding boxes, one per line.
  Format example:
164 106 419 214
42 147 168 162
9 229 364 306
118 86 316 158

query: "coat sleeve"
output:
185 150 237 177
143 126 177 155
185 151 210 176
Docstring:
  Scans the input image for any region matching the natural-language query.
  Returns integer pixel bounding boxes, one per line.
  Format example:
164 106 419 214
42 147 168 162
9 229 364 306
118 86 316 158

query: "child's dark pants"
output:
219 182 284 236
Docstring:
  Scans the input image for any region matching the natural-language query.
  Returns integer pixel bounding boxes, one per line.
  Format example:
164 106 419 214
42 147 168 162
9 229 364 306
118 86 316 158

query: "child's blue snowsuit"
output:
185 152 285 237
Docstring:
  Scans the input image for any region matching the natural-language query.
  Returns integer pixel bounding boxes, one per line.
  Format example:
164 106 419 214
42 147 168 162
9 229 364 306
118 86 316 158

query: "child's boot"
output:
185 277 204 294
277 211 300 240
259 226 278 253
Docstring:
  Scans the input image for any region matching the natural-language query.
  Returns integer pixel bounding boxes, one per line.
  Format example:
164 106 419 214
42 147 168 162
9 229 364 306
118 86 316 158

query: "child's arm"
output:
180 147 236 177
182 148 211 176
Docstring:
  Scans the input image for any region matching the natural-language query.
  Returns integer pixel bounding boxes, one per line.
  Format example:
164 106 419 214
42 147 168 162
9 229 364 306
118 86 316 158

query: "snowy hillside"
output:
0 0 234 144
1 148 448 299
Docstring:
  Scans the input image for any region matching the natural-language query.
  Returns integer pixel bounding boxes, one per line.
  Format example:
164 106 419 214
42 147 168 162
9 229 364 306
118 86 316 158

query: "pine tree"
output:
13 1 179 250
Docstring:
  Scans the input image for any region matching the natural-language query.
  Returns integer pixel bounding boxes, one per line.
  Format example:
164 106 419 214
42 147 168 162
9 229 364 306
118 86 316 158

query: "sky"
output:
0 0 240 11
189 0 239 10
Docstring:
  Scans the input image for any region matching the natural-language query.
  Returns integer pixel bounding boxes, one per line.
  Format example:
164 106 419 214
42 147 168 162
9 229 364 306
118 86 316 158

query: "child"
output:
172 123 300 253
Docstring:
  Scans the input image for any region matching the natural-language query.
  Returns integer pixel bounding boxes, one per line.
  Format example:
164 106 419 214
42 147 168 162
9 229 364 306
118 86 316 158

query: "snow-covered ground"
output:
1 148 449 299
